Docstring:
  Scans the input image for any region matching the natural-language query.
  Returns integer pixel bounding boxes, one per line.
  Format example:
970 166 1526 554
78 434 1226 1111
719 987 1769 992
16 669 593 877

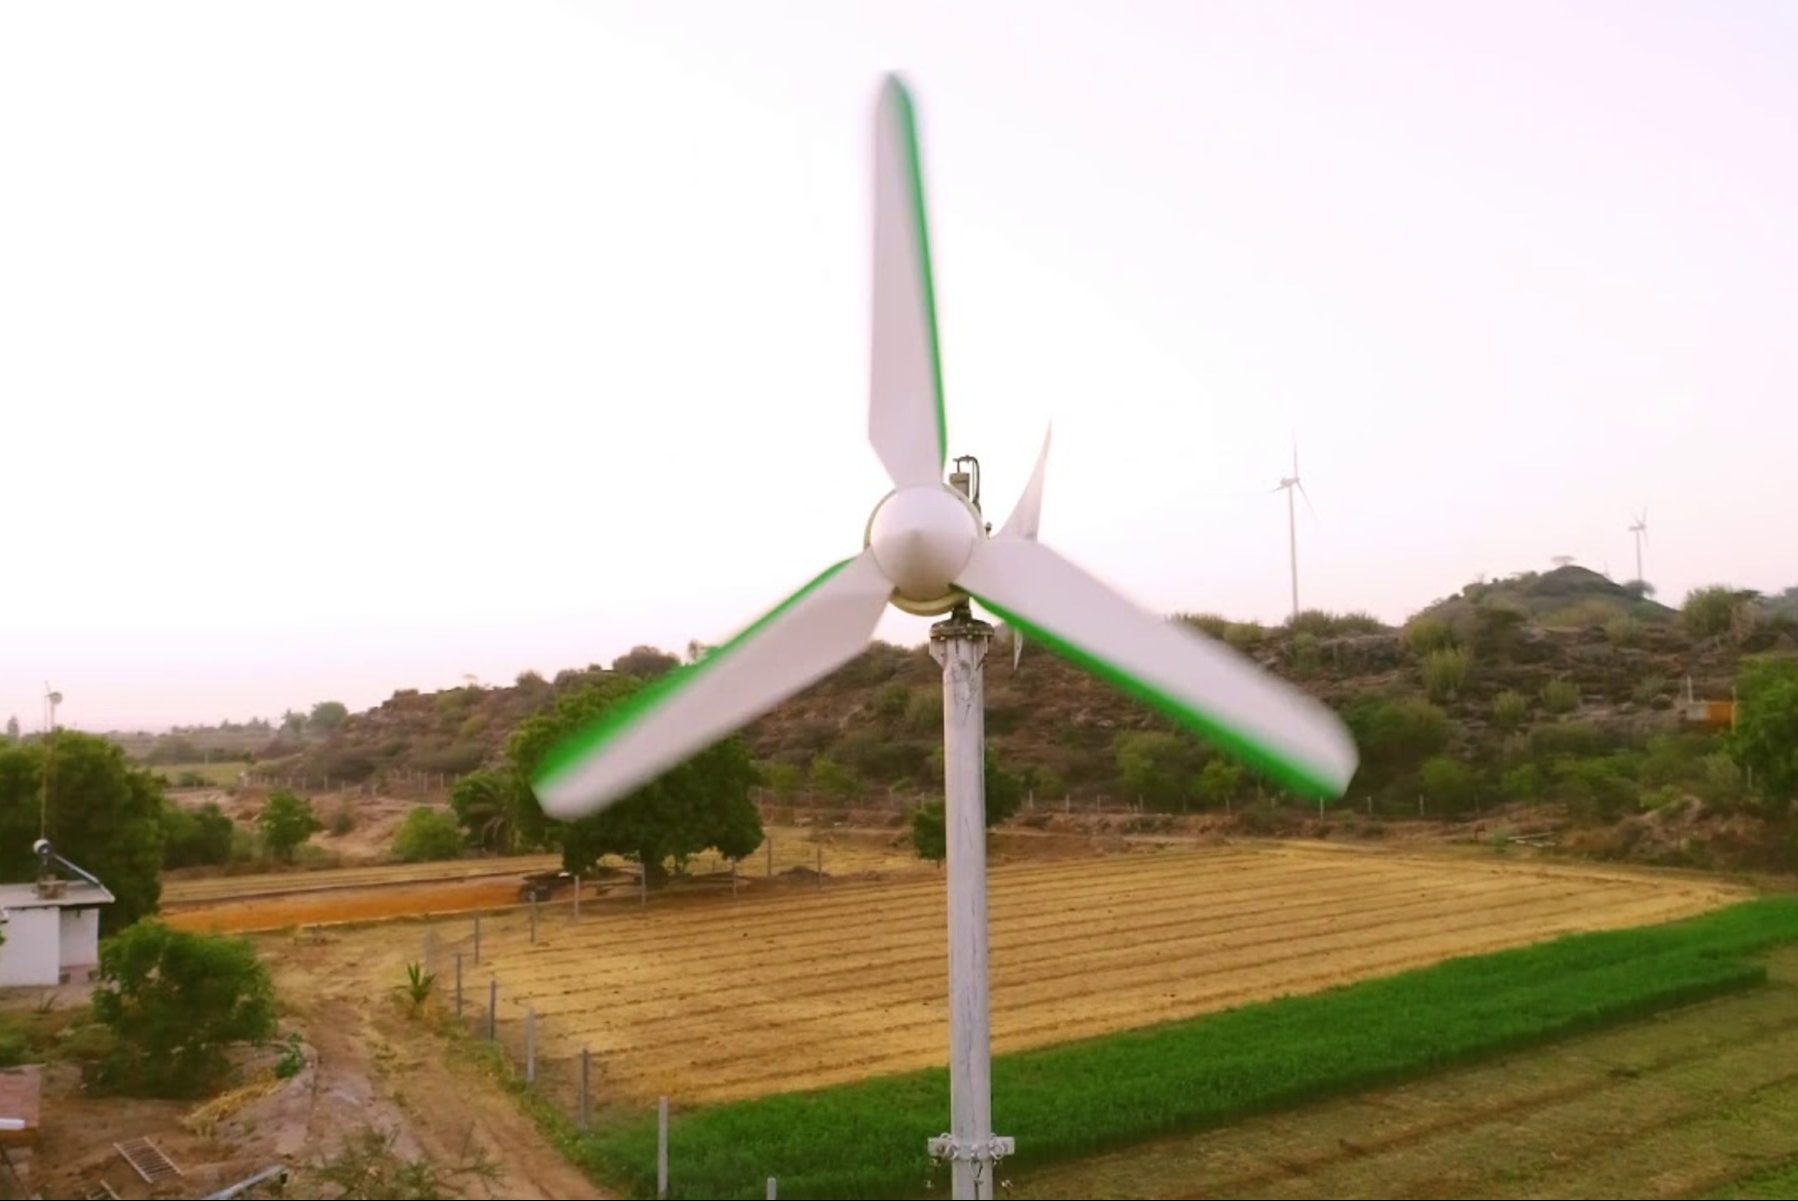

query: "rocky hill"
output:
213 566 1794 825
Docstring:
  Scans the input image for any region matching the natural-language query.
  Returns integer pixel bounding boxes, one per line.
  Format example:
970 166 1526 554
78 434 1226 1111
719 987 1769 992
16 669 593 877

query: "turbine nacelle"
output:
865 484 982 615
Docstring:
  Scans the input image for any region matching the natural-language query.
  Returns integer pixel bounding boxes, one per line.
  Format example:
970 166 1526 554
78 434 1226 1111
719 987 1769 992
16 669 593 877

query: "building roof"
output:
0 879 114 910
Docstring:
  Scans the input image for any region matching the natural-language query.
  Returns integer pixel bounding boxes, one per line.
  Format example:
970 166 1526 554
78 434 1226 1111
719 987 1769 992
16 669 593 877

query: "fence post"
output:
815 845 822 890
473 915 481 965
487 978 497 1041
455 952 463 1016
657 1096 669 1198
573 875 581 920
640 858 648 907
731 858 738 900
525 1008 536 1084
580 1048 591 1130
767 1177 777 1199
766 836 773 878
530 897 538 944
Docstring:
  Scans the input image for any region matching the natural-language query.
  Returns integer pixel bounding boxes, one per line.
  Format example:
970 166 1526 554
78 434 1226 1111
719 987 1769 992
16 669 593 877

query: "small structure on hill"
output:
0 840 114 988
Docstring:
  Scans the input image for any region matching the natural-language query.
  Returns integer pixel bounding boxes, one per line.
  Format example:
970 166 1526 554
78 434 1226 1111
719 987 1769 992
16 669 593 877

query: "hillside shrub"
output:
1492 690 1528 731
1605 615 1644 647
1420 756 1478 812
1683 585 1755 639
1422 648 1470 701
1502 763 1544 800
258 789 320 861
1543 599 1619 629
1224 622 1265 652
1192 759 1244 809
1403 617 1458 656
904 689 942 735
1632 673 1669 708
1542 678 1580 714
807 756 858 802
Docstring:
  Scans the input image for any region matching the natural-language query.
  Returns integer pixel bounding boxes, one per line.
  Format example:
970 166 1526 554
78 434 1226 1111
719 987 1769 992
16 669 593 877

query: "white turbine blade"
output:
533 551 894 819
997 425 1051 669
1296 478 1317 520
869 74 947 488
996 425 1051 542
956 539 1358 797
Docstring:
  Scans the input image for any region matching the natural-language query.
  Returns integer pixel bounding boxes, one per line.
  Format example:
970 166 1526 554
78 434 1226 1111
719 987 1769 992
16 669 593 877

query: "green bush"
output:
1192 759 1244 809
1290 631 1322 675
89 921 276 1097
1605 615 1644 647
807 756 858 802
1224 622 1265 652
1542 677 1581 714
1543 600 1619 629
391 807 465 863
1177 613 1230 639
1492 690 1528 731
1632 673 1669 707
328 804 356 837
1422 648 1470 701
1403 617 1458 656
903 689 942 735
258 789 321 862
160 802 235 869
1114 732 1199 810
872 683 909 723
578 898 1798 1199
1729 655 1798 812
1420 756 1478 812
1502 763 1544 800
1684 585 1754 638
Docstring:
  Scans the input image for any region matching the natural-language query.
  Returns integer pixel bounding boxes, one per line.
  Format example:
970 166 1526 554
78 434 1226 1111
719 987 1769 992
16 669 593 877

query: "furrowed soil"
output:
433 842 1741 1106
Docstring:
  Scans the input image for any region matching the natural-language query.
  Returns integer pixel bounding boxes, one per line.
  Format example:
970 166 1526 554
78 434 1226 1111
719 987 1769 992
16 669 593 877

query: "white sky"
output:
3 1 1795 731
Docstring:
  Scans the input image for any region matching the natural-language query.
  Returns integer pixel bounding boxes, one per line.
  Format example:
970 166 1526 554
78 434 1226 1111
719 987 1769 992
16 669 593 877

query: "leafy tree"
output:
0 731 163 932
279 709 306 737
911 753 1025 862
507 678 762 885
392 807 465 863
308 701 349 733
449 769 521 852
1729 656 1798 813
2 717 15 743
761 762 802 800
258 789 321 861
1622 578 1656 599
1501 763 1544 800
1192 759 1244 808
89 920 276 1097
160 802 235 869
1344 696 1452 788
611 645 680 678
808 755 859 802
1114 731 1198 810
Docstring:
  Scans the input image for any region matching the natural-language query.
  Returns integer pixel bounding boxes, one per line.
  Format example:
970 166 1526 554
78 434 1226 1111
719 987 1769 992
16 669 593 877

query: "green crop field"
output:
570 896 1798 1200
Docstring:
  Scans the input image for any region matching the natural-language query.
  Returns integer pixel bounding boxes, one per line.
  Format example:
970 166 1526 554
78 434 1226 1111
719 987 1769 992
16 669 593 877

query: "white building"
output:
0 876 114 988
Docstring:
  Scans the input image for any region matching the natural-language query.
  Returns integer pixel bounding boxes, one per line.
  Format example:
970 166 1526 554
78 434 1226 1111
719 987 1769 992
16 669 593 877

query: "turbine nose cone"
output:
867 486 979 603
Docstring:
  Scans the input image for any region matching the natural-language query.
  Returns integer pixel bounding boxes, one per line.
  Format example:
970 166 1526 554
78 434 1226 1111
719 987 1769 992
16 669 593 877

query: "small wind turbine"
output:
1629 509 1648 585
1272 440 1312 621
530 76 1358 1201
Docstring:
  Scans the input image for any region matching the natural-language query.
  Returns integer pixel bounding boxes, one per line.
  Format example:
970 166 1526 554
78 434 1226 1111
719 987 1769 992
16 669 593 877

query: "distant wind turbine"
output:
1629 509 1648 584
1272 440 1313 621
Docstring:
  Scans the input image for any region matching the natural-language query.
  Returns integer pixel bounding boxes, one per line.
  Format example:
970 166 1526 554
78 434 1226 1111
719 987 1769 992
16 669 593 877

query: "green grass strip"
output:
563 896 1798 1199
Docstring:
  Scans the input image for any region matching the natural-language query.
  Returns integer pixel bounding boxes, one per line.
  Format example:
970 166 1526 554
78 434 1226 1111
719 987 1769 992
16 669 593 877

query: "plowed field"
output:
462 844 1740 1104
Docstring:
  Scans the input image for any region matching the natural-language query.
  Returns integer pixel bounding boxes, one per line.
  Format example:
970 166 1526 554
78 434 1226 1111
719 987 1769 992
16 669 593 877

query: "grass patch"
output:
1713 1156 1798 1200
567 896 1798 1199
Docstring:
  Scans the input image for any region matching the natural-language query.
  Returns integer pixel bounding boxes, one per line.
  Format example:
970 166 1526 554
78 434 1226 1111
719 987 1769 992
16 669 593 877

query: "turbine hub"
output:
866 485 980 611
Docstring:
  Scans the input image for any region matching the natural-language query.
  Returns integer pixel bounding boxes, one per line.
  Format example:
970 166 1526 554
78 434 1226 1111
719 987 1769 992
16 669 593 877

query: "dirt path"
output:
265 927 604 1199
1008 945 1798 1200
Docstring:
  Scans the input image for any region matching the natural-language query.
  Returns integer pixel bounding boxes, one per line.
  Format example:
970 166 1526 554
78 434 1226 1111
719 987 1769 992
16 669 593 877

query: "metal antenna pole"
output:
1287 484 1299 621
928 604 1010 1199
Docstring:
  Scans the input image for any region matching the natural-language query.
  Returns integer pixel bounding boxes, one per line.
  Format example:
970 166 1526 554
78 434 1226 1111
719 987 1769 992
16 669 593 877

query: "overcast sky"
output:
3 1 1795 732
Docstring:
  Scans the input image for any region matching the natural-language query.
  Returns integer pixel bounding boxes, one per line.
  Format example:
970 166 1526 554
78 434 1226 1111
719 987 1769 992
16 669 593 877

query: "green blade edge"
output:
886 76 947 470
534 557 859 797
970 591 1344 800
